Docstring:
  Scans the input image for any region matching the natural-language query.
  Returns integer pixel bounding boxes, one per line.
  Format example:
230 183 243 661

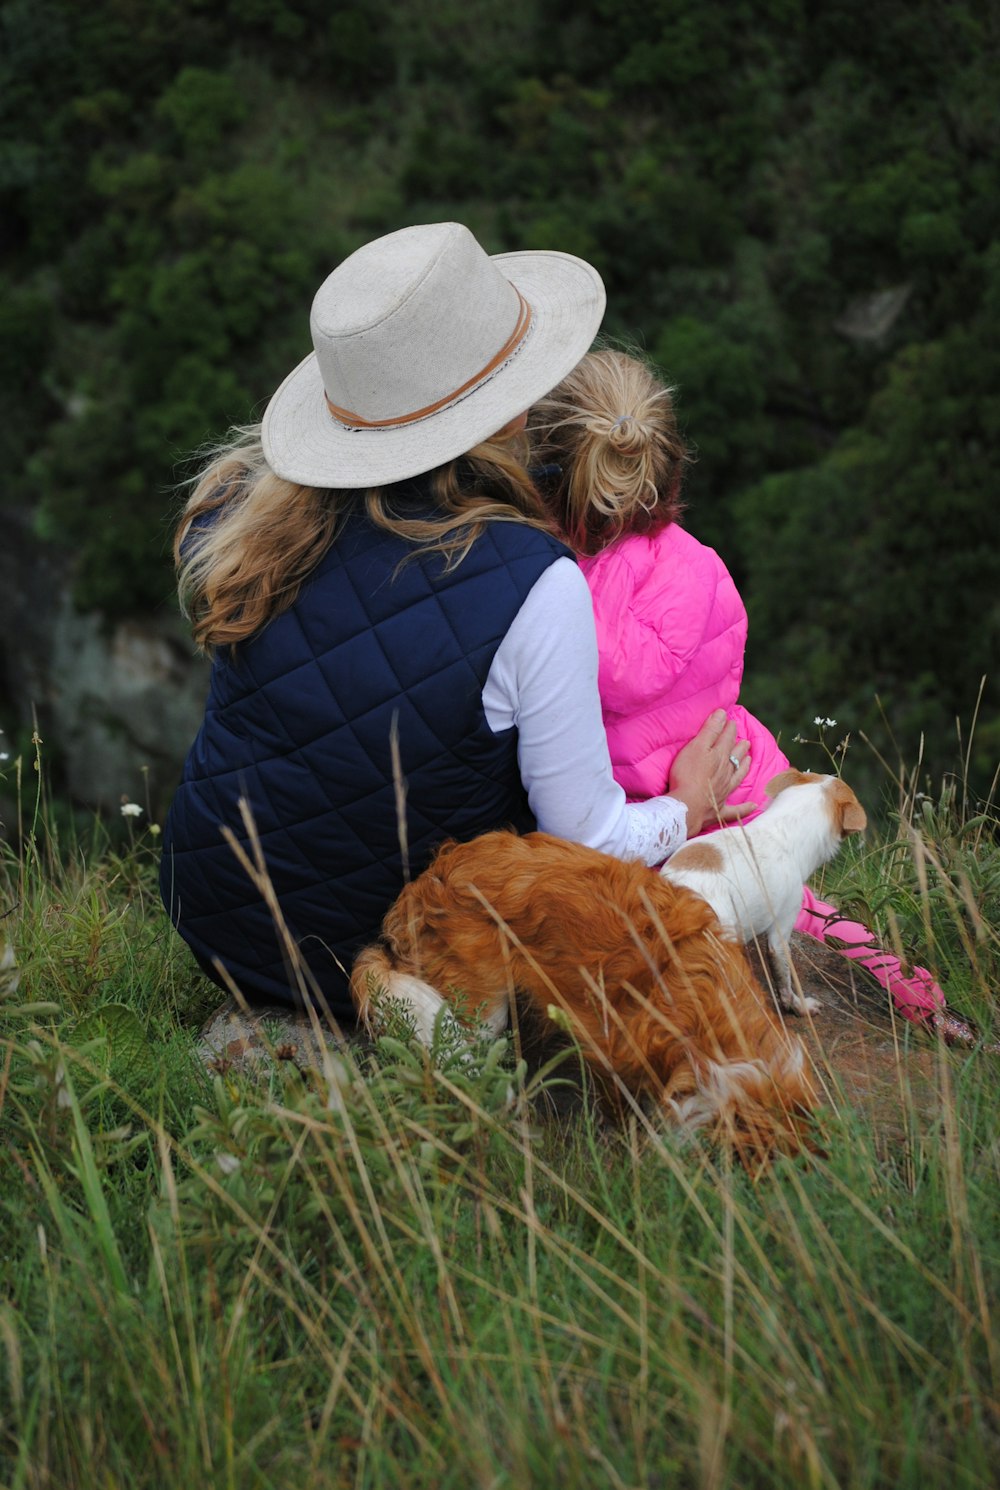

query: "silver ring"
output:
729 753 740 770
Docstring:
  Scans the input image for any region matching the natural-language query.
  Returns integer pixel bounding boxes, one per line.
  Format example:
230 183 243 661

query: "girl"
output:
531 348 973 1043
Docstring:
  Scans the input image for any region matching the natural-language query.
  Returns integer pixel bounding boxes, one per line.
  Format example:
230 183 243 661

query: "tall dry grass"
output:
0 737 998 1488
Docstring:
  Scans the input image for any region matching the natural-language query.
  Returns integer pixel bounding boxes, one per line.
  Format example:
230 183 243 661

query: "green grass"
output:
1 759 999 1489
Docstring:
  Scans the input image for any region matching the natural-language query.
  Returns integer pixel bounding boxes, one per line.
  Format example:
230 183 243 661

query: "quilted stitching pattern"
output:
581 525 752 801
161 488 568 1013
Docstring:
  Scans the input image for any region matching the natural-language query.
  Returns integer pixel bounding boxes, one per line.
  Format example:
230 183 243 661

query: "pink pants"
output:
794 885 944 1023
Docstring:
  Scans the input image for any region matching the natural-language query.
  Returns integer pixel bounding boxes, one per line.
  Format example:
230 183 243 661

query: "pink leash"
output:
795 887 997 1051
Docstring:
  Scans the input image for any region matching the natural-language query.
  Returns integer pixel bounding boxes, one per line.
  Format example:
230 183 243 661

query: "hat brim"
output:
261 249 606 489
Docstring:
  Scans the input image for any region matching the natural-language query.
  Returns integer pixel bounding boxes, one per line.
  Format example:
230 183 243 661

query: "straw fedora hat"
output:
261 221 606 489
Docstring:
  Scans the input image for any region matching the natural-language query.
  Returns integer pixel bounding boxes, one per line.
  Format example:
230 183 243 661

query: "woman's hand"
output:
667 709 757 837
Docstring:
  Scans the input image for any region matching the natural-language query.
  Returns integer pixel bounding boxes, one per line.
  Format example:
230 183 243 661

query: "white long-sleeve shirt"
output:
482 557 687 864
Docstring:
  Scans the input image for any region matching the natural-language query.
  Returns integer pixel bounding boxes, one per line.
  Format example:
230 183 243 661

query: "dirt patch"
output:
197 935 956 1142
778 933 946 1140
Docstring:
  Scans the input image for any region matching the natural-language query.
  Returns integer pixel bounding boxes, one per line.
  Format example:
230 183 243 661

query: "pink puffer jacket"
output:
580 524 788 825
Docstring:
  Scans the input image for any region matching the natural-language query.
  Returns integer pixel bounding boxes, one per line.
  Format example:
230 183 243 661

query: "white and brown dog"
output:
351 830 819 1162
661 769 867 1017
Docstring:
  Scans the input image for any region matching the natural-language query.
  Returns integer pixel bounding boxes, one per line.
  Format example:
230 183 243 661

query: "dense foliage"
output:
3 0 998 791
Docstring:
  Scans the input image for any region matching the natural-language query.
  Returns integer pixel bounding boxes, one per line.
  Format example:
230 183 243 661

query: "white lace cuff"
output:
622 795 689 866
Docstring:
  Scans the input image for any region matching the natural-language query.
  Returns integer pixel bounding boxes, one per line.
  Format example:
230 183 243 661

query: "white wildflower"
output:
54 1061 72 1109
215 1152 240 1175
812 716 838 728
120 802 143 818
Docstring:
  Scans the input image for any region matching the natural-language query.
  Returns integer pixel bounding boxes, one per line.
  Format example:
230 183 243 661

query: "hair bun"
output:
606 413 646 455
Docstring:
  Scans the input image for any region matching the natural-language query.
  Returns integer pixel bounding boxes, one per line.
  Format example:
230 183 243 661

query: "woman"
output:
160 222 750 1018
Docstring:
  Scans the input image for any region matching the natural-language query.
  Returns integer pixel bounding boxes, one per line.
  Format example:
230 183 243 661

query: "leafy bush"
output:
2 0 998 786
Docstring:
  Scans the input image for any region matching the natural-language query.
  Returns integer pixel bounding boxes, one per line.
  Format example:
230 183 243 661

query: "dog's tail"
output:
672 1037 821 1163
350 944 452 1042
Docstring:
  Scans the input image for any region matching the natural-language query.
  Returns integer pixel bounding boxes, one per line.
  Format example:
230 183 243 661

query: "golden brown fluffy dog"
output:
351 831 819 1161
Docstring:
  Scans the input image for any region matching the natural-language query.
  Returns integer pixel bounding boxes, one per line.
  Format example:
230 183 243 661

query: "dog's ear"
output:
831 780 867 835
764 767 822 798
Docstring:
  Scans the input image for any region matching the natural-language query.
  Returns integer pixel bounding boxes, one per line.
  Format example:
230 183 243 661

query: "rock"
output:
833 283 912 344
0 504 208 813
198 997 357 1078
47 604 208 812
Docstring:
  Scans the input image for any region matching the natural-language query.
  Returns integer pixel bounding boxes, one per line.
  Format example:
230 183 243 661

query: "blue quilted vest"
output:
159 479 569 1016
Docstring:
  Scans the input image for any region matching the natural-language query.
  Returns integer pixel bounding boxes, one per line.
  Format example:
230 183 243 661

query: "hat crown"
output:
311 223 525 427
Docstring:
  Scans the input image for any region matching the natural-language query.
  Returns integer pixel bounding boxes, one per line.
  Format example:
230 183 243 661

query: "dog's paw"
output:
782 993 821 1016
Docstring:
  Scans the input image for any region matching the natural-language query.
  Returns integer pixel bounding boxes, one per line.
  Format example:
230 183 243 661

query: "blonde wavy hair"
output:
529 348 690 555
175 425 552 653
